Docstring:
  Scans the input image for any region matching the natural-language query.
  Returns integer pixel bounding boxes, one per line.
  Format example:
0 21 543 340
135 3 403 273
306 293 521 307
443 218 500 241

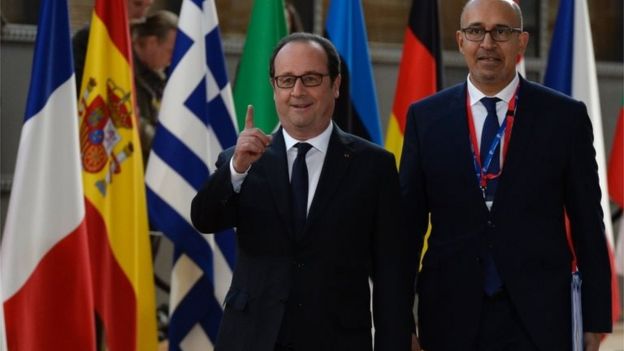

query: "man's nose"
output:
480 32 497 48
290 78 306 95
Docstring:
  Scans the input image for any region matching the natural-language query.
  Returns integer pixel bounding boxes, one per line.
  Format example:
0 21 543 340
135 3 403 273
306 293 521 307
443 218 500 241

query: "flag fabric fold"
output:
233 0 287 134
325 0 382 144
1 0 97 349
145 0 238 349
0 269 6 351
543 0 620 329
608 100 624 209
608 101 624 276
78 0 158 349
385 0 442 164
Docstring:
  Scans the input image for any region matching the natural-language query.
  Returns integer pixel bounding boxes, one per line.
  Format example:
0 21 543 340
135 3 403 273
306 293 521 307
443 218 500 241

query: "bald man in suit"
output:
400 1 612 350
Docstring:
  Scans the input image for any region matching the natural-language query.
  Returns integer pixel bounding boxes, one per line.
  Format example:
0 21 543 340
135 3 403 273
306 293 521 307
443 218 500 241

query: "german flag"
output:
386 0 443 166
78 0 157 349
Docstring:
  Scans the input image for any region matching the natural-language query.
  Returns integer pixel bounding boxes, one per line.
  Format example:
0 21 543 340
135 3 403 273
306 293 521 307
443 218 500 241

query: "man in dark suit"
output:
400 1 612 350
191 33 414 351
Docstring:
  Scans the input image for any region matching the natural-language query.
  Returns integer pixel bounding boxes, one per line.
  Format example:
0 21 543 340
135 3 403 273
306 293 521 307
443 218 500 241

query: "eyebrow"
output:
274 70 325 76
464 22 515 27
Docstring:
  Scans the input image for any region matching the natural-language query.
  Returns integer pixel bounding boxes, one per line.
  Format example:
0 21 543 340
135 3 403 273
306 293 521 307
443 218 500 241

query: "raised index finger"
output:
245 105 254 129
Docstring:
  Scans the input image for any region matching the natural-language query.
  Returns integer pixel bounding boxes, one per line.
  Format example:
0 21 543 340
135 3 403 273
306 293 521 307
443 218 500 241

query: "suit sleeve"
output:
399 104 432 282
191 148 238 234
563 103 613 333
372 150 415 350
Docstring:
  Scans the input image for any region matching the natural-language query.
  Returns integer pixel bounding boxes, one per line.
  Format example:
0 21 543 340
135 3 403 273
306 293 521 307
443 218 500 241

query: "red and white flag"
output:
608 102 624 276
0 0 96 349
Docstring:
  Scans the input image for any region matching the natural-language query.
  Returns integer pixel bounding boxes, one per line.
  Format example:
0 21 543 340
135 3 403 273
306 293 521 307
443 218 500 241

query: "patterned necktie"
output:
291 142 312 239
480 97 503 295
480 97 501 202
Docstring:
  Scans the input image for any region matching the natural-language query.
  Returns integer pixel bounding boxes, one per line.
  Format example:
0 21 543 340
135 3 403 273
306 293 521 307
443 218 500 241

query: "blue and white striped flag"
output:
145 0 238 349
543 0 613 244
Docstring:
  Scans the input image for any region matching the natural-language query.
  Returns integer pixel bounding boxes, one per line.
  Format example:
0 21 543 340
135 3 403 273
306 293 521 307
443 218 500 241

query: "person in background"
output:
285 1 304 33
400 0 612 350
131 10 178 164
72 0 154 91
191 32 414 351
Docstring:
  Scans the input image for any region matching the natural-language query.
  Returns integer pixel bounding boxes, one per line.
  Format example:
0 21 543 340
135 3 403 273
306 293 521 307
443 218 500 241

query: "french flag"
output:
0 0 97 349
544 0 621 330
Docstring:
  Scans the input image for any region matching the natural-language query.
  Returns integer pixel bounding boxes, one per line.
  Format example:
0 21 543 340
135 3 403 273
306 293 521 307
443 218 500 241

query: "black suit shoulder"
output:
519 79 589 118
405 83 465 129
334 126 397 165
410 82 465 110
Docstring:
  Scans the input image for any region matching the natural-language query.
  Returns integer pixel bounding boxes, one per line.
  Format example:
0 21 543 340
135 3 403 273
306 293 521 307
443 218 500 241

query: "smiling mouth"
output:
291 102 313 109
478 56 501 63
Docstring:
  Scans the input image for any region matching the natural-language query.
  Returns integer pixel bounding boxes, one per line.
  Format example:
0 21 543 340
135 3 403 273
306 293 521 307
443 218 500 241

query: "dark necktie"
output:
480 97 501 202
480 97 503 296
291 142 312 239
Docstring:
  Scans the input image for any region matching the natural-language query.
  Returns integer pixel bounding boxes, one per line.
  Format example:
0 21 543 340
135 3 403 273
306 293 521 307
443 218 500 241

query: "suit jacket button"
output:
487 220 495 228
297 303 303 308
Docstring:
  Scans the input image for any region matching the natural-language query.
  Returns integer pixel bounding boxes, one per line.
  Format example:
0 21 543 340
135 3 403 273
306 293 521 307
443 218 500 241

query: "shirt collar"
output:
283 122 333 154
467 73 519 107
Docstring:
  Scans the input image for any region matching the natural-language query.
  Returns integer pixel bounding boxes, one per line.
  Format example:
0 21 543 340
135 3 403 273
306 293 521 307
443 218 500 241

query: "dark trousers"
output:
477 290 540 351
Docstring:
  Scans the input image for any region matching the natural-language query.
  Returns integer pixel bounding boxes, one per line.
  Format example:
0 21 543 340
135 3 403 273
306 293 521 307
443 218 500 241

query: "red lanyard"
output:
466 88 518 189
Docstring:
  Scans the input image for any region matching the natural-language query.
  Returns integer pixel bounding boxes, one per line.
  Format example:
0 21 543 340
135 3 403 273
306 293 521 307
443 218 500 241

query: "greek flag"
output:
145 0 238 349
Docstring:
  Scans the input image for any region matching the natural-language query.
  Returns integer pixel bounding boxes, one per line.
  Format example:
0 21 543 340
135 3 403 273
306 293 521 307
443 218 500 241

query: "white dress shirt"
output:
466 73 519 209
230 123 333 214
466 73 520 148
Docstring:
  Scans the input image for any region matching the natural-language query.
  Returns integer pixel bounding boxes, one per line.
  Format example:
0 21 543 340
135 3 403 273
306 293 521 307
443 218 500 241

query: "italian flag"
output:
233 0 287 133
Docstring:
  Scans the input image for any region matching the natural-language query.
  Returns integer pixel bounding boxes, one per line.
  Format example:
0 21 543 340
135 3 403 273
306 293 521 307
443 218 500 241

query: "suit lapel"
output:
492 78 538 212
446 84 488 207
304 125 352 235
258 128 293 234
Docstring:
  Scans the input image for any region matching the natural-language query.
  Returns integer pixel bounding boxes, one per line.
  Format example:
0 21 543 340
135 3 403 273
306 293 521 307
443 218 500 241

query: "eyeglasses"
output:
273 73 330 89
461 26 522 42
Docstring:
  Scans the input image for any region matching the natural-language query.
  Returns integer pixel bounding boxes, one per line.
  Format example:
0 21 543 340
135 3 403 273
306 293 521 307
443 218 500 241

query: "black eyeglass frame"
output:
272 73 330 89
460 26 523 42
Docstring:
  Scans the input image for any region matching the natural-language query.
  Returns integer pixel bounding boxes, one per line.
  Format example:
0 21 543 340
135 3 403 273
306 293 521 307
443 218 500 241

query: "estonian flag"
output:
325 0 382 145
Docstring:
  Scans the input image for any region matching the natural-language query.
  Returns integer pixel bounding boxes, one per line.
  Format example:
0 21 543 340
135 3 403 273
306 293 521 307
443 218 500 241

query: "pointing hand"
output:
232 105 272 173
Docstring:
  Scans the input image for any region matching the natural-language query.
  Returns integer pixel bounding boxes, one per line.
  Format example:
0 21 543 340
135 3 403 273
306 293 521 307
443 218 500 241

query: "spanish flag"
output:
78 0 157 349
385 0 443 166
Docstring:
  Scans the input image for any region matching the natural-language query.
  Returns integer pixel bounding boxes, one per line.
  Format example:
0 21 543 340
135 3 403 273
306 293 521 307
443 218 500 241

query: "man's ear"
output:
333 74 341 99
456 30 465 55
